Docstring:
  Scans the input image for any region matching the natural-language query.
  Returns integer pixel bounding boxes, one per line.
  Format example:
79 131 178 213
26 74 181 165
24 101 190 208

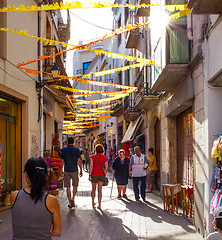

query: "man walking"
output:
61 137 83 208
129 146 149 202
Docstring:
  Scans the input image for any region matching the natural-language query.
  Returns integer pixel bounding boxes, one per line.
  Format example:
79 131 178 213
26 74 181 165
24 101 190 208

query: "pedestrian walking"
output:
112 149 130 199
84 148 90 171
207 207 222 239
61 137 83 209
81 150 86 171
129 146 149 202
147 148 158 193
11 157 62 239
89 144 108 209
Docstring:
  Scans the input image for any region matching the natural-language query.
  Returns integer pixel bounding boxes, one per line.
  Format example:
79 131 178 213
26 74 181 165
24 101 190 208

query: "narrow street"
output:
0 172 203 240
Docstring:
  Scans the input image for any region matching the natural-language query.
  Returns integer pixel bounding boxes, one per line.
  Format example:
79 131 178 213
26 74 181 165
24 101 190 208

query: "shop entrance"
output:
177 107 193 186
0 96 21 204
154 118 161 190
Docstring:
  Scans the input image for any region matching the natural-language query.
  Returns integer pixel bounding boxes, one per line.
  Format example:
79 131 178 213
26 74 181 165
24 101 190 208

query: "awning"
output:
121 116 143 143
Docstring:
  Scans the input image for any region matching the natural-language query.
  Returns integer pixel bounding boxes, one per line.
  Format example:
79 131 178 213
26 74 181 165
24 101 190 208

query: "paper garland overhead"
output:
50 84 135 96
0 2 189 12
0 5 191 134
71 94 129 105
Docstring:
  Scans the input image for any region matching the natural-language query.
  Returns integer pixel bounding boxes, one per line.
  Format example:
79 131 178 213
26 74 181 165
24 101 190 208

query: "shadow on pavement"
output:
121 198 196 234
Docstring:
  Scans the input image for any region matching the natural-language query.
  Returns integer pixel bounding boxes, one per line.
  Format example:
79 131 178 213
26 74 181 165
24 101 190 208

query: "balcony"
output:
58 11 71 42
150 16 190 91
125 10 141 49
134 69 160 111
111 101 124 117
152 64 189 91
124 95 142 122
137 0 150 17
187 0 222 14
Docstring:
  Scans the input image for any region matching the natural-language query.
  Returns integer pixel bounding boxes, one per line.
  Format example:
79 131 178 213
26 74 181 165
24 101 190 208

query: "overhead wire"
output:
0 65 36 82
5 59 37 82
69 11 114 31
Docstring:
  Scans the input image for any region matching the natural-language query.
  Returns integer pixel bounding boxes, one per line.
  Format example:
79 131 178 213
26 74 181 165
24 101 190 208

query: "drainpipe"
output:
36 7 44 157
187 14 193 41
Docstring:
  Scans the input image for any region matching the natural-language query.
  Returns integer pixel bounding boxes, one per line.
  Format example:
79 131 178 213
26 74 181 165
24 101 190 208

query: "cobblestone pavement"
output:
0 171 204 240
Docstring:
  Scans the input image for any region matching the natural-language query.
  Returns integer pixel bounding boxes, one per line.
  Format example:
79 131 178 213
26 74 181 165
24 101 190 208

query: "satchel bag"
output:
95 155 109 186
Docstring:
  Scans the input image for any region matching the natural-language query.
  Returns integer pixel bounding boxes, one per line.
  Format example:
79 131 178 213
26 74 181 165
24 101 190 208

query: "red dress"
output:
91 154 108 177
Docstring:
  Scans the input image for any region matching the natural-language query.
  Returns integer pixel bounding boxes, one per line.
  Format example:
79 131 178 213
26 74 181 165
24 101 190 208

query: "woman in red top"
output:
89 144 108 209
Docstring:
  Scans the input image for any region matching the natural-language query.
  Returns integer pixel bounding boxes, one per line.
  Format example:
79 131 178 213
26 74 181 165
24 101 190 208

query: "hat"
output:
214 207 222 219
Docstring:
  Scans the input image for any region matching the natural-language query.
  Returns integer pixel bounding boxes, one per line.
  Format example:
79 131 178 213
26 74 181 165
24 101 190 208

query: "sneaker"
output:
142 198 146 202
123 194 128 199
70 200 75 208
117 194 122 199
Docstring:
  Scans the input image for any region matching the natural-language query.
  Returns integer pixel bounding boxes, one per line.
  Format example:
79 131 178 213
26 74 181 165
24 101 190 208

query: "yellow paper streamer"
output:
72 93 129 105
77 62 151 79
51 84 136 96
0 3 189 12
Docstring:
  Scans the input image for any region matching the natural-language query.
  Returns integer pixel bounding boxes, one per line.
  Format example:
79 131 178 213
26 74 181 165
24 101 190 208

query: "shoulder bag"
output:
95 155 109 186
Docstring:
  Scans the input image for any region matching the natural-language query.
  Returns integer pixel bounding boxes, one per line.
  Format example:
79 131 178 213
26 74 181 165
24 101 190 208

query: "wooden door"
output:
177 108 193 186
154 118 161 190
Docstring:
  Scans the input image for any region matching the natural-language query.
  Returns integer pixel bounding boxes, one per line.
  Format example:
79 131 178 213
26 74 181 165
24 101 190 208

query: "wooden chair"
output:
162 184 181 214
181 185 193 218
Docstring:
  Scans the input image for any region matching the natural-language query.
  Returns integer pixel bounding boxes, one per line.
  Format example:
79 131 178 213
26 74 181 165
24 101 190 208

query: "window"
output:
118 17 121 47
124 2 129 25
118 72 122 85
83 62 92 74
125 62 130 86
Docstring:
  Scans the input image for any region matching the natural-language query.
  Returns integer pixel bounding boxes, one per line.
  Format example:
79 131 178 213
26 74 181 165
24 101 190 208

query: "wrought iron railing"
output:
135 68 160 97
124 94 142 115
111 101 123 112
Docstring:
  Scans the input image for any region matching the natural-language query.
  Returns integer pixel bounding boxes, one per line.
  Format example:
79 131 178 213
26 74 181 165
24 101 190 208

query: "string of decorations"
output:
0 2 189 12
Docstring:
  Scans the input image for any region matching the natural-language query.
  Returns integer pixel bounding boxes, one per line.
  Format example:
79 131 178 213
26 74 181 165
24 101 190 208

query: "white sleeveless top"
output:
130 154 149 177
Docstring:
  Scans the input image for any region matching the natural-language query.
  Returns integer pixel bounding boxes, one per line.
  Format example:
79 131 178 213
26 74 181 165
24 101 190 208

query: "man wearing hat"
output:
207 207 222 239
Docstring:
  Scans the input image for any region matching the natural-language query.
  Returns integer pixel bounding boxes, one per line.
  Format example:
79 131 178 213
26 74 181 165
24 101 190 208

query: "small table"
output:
162 184 181 214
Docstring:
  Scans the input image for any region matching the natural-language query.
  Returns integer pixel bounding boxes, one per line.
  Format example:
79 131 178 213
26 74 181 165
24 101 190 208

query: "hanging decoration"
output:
76 62 151 78
75 78 137 90
0 3 189 12
50 84 137 96
71 94 129 105
0 6 191 134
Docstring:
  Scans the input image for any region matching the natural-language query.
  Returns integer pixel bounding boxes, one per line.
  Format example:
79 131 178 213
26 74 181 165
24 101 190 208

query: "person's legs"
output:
64 172 72 207
117 185 122 195
71 172 79 205
133 177 140 200
91 182 97 207
72 187 77 203
140 176 147 200
97 181 103 208
146 174 149 189
122 185 127 195
67 187 71 206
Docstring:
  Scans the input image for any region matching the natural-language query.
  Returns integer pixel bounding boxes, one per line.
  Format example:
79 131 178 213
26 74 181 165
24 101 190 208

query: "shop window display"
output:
0 96 21 206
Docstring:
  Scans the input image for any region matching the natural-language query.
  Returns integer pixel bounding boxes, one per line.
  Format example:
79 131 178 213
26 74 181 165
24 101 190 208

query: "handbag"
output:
95 155 109 186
